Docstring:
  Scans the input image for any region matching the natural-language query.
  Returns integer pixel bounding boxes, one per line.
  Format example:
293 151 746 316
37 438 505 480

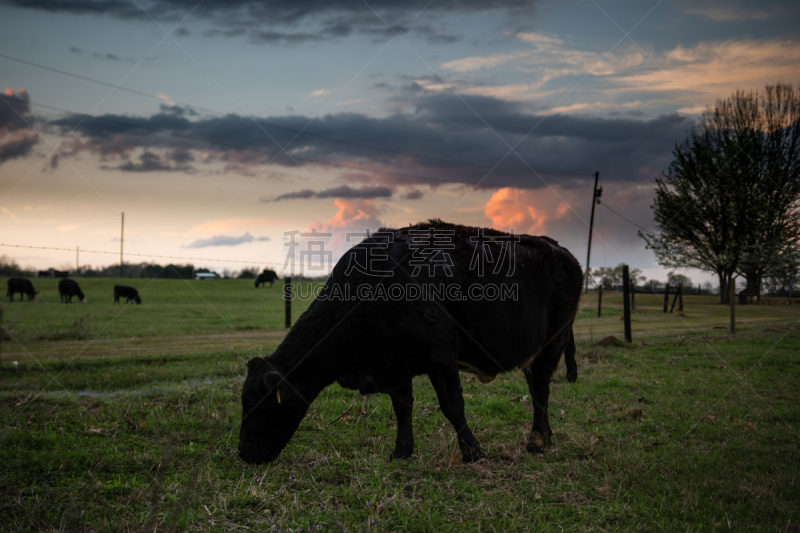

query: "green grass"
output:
1 280 799 531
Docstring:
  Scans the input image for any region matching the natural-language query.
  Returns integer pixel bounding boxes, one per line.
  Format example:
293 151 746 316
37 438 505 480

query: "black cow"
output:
114 285 141 304
7 278 38 301
255 269 279 288
239 220 582 464
58 278 86 303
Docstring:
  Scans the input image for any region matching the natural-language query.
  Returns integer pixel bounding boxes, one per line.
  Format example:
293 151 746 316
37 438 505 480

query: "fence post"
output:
663 284 670 313
730 274 736 334
597 286 603 317
623 266 632 343
284 277 292 328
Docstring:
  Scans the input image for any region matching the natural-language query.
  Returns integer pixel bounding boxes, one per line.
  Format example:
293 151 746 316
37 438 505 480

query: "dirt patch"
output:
597 336 625 347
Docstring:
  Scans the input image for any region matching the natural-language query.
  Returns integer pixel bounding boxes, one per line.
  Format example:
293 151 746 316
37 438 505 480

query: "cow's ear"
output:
263 371 285 404
246 358 265 373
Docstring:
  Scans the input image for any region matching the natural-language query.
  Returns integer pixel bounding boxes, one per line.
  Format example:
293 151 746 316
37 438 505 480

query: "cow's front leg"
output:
523 365 554 453
429 367 484 462
388 379 414 460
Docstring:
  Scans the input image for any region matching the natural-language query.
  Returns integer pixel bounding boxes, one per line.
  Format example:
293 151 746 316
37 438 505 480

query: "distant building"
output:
195 272 217 280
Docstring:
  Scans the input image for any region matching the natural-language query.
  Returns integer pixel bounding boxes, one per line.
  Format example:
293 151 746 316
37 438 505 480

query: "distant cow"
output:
7 278 37 302
255 269 279 288
114 285 141 304
238 220 583 464
58 278 86 303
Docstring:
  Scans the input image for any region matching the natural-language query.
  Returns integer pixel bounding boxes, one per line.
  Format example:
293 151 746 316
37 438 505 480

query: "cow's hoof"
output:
389 448 413 461
526 431 550 454
461 449 485 463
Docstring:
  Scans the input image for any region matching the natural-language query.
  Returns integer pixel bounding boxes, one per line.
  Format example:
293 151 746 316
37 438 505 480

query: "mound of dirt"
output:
597 335 625 347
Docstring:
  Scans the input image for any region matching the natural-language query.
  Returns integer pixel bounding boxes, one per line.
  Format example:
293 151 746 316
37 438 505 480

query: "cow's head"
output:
134 295 142 304
238 357 308 464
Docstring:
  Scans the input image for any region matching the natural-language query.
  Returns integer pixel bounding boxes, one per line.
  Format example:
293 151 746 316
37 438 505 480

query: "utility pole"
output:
584 171 602 292
120 212 124 278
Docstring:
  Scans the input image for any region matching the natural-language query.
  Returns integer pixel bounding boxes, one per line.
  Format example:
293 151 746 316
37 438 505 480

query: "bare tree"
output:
642 83 800 303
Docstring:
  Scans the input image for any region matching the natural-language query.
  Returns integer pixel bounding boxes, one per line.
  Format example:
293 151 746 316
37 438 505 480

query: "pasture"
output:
1 278 799 532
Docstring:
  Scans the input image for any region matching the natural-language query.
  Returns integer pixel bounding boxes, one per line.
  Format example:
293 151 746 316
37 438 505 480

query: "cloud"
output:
101 151 195 173
687 7 773 21
403 188 424 200
3 0 539 45
440 33 800 107
485 187 560 235
267 185 393 202
307 198 387 267
48 92 694 188
0 88 38 165
186 232 270 248
614 39 800 100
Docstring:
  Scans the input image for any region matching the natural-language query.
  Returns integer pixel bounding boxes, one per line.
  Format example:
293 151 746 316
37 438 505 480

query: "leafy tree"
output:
237 269 257 279
592 264 645 289
667 272 692 288
642 83 800 303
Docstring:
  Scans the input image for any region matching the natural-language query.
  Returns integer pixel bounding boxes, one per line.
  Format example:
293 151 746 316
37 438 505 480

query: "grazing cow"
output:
255 269 279 288
58 278 86 303
239 220 582 464
7 278 38 301
114 285 142 304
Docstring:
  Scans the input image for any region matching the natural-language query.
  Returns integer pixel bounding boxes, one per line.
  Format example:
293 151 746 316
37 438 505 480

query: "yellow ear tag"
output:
276 388 281 404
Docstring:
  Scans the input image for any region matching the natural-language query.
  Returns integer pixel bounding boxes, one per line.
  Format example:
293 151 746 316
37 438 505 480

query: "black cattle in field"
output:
7 278 38 301
239 220 583 464
254 269 279 288
58 278 86 303
114 285 141 304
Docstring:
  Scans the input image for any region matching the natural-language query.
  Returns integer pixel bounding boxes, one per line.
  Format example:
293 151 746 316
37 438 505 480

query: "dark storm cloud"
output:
100 151 195 173
2 0 537 44
266 185 394 201
0 134 38 165
0 89 33 130
403 188 424 200
187 232 270 248
48 92 693 188
0 89 39 166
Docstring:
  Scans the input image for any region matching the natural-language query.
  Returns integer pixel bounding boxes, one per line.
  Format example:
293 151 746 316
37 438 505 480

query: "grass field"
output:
1 278 799 532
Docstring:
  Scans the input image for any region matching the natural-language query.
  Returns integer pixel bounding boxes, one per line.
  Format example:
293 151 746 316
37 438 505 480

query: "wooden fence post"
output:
597 286 603 317
284 277 292 328
663 284 670 313
622 266 632 343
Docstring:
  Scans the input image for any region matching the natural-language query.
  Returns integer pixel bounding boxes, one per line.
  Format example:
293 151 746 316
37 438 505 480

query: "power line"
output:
0 52 588 184
0 243 283 266
599 200 650 233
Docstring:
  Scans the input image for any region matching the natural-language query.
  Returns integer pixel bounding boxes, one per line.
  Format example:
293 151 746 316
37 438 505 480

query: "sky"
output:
1 0 799 285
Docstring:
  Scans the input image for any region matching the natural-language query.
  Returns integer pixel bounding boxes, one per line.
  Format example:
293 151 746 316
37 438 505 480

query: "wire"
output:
599 201 650 233
0 243 283 266
0 52 589 184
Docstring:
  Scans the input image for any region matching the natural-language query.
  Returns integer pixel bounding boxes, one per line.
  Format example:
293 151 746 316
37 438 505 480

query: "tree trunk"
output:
718 271 729 304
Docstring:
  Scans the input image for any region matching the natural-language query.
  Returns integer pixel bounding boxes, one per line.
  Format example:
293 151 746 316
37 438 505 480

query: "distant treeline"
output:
0 255 263 280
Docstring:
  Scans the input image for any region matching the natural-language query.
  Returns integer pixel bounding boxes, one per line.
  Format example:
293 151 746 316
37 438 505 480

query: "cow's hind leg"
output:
429 367 484 462
523 342 564 454
388 379 415 460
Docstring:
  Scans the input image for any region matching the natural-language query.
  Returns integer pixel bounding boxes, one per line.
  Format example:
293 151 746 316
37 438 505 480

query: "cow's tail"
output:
565 328 577 383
